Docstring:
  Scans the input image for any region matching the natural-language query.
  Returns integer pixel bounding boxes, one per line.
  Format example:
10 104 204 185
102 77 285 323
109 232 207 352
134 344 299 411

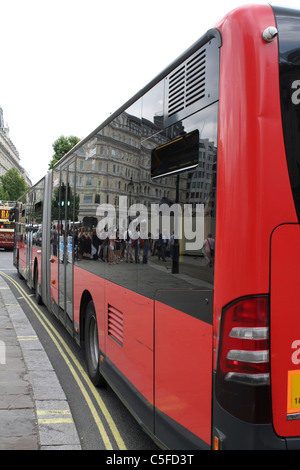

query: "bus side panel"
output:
105 280 154 408
17 239 27 275
271 224 300 438
73 265 106 352
0 232 14 248
73 267 154 432
50 255 59 308
31 246 42 284
155 296 212 448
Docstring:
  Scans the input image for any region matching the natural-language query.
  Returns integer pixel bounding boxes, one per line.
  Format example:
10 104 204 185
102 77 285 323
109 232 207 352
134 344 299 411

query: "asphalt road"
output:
0 248 158 451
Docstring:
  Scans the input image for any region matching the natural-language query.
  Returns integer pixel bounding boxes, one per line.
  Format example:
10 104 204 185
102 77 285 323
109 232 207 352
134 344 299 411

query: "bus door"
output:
50 164 75 333
154 289 213 449
26 223 33 285
62 162 75 334
50 168 59 312
24 192 35 285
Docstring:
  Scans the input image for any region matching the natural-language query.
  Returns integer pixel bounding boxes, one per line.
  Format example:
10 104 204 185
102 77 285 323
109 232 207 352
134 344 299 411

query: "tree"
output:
48 135 81 169
0 168 30 201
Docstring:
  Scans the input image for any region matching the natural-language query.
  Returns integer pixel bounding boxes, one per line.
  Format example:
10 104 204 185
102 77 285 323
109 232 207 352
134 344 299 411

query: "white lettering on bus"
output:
291 80 300 105
291 340 300 365
95 196 205 249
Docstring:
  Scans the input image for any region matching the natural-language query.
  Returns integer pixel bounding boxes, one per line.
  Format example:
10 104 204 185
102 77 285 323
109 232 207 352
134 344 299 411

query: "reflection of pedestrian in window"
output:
169 233 174 259
108 234 115 265
124 228 133 263
91 228 100 260
203 233 215 267
143 232 151 264
51 225 58 256
133 228 141 264
78 227 84 260
158 231 168 261
115 230 121 263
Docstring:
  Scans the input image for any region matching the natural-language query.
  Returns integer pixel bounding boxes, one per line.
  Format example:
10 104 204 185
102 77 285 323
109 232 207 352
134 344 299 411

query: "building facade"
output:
0 107 31 185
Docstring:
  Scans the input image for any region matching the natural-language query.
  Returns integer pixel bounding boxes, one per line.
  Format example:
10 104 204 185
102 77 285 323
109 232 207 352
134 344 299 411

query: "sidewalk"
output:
0 275 81 450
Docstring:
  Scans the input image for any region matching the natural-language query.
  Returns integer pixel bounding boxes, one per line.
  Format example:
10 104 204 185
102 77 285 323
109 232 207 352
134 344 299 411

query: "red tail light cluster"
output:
216 295 272 423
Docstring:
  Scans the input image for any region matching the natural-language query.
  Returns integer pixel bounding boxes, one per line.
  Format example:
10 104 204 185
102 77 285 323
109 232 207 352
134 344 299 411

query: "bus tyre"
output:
17 253 24 280
34 267 42 305
85 301 106 387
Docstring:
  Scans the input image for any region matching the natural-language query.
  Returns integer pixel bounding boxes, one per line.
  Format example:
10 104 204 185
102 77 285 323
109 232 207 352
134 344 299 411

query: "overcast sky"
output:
1 0 299 185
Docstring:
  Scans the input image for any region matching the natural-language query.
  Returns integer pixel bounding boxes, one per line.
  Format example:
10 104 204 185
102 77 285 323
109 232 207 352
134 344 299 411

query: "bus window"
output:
141 79 165 135
74 101 143 292
137 103 218 295
72 98 218 300
275 6 300 222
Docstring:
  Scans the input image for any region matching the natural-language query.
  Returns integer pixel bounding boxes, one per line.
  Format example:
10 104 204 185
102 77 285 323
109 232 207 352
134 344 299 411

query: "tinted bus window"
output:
274 6 300 223
73 98 218 300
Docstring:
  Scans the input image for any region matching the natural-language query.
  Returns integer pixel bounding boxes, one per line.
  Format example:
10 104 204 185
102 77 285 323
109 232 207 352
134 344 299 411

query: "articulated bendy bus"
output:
13 4 300 449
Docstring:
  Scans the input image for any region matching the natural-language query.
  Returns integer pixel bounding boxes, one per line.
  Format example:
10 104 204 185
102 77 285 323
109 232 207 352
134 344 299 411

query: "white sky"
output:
1 0 299 185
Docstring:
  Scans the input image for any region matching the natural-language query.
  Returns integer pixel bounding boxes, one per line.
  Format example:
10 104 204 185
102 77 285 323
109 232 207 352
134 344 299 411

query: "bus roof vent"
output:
167 49 206 119
164 36 220 127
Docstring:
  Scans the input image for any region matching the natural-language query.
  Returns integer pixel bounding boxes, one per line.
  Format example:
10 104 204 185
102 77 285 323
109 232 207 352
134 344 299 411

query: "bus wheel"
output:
85 300 106 387
17 253 24 280
34 266 42 305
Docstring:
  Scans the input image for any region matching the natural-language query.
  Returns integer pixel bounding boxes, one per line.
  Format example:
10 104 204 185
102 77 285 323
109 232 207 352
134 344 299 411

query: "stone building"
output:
0 106 31 185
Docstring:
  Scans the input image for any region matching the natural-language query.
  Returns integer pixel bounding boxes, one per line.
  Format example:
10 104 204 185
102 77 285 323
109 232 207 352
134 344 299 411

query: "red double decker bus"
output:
13 4 300 449
0 202 15 249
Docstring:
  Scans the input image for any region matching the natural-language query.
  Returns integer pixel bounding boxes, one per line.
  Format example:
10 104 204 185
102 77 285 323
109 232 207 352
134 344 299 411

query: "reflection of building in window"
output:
186 138 217 216
75 111 186 221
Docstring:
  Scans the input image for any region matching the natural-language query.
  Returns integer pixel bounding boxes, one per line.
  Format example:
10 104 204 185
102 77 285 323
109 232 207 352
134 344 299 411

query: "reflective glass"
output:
72 97 218 299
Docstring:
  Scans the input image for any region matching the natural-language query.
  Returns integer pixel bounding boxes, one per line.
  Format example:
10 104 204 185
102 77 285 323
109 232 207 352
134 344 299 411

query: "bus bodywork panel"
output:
155 294 212 447
16 238 26 275
215 3 297 316
271 224 300 438
0 231 14 248
270 6 300 441
73 265 212 448
213 4 299 446
0 205 15 248
73 265 154 405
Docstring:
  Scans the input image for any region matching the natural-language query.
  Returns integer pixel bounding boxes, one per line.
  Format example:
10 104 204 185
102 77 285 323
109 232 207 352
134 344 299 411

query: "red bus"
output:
13 4 300 449
0 202 15 248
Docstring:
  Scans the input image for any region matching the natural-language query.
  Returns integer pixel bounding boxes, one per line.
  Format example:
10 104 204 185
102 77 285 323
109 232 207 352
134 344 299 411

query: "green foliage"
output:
51 184 80 221
49 135 80 169
0 168 30 201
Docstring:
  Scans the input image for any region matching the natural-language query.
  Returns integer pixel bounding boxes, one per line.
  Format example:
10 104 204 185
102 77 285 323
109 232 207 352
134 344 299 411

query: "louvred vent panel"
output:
108 304 123 346
167 49 206 118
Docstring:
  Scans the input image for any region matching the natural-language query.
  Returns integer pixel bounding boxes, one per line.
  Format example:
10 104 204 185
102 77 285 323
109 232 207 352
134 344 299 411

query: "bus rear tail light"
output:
216 296 272 423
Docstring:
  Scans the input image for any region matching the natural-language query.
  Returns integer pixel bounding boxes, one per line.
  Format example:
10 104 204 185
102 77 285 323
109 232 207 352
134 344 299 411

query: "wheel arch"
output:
79 289 93 344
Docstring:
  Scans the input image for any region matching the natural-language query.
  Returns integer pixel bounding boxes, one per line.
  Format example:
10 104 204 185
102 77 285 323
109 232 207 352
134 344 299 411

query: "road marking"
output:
37 410 74 424
37 409 71 415
0 271 126 450
38 418 74 424
17 335 38 341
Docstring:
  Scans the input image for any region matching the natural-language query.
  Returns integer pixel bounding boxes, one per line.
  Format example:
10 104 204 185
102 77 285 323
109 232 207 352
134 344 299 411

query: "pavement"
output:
0 275 81 450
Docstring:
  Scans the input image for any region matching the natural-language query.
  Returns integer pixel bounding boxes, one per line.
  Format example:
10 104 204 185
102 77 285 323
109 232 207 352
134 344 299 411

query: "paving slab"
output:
0 275 81 450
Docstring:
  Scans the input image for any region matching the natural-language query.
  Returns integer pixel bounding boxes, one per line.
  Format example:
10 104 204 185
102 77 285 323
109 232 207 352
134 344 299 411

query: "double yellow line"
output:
0 271 127 450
